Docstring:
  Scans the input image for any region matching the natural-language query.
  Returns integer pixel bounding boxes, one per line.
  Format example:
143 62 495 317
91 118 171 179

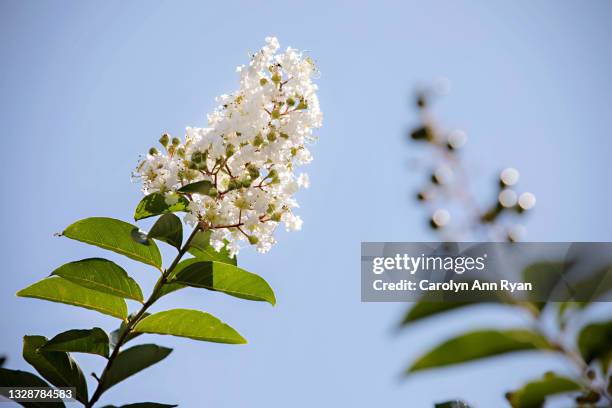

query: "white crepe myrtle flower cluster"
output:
135 37 322 256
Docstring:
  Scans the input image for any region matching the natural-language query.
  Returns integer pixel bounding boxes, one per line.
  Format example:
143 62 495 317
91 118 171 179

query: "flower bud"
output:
159 133 170 146
248 235 259 245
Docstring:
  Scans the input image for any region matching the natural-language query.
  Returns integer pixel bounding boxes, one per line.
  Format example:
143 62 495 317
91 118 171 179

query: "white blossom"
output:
135 37 322 256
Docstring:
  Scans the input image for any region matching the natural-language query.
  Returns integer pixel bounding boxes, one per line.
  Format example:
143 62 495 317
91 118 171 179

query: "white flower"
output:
135 37 322 256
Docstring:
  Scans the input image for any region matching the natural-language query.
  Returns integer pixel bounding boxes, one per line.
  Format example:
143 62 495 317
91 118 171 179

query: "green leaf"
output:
61 217 162 269
408 329 554 373
134 192 189 221
173 261 275 305
100 344 172 393
188 230 236 265
435 401 471 408
101 404 177 408
51 258 144 302
522 262 566 300
42 328 109 358
177 180 214 195
17 277 128 320
148 214 183 250
0 368 66 408
578 320 612 366
506 372 582 408
22 336 88 404
133 309 246 344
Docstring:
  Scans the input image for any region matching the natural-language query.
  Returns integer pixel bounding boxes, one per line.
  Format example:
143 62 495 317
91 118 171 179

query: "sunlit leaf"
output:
17 277 127 320
188 230 236 265
173 261 275 305
61 217 162 269
134 193 189 221
42 328 109 358
22 336 88 404
100 344 172 393
51 258 143 302
408 329 554 373
133 309 246 344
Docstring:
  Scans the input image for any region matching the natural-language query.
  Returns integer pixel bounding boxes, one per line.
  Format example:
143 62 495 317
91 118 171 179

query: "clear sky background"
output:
1 1 611 407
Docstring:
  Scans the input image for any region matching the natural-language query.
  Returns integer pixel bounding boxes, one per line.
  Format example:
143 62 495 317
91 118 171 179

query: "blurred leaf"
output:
62 217 162 269
178 180 213 195
173 261 275 305
133 309 246 344
100 344 172 393
0 368 65 408
401 302 478 327
434 401 471 408
506 372 581 408
188 230 236 265
22 336 88 404
408 329 554 373
17 277 127 320
110 313 151 349
148 214 183 250
42 328 109 358
134 193 189 221
578 320 612 368
522 262 566 302
101 404 177 408
51 258 143 302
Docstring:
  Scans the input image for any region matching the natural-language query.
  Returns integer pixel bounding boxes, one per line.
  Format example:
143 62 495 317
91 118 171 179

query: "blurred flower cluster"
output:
136 37 322 256
408 80 535 241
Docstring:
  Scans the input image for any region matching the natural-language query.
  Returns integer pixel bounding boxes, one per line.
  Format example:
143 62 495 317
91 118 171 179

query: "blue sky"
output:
1 1 611 407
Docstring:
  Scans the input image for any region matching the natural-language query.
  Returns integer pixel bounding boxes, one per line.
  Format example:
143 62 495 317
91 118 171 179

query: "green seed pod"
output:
171 137 180 146
248 235 259 245
149 147 159 156
159 133 170 146
259 78 268 86
271 73 281 84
